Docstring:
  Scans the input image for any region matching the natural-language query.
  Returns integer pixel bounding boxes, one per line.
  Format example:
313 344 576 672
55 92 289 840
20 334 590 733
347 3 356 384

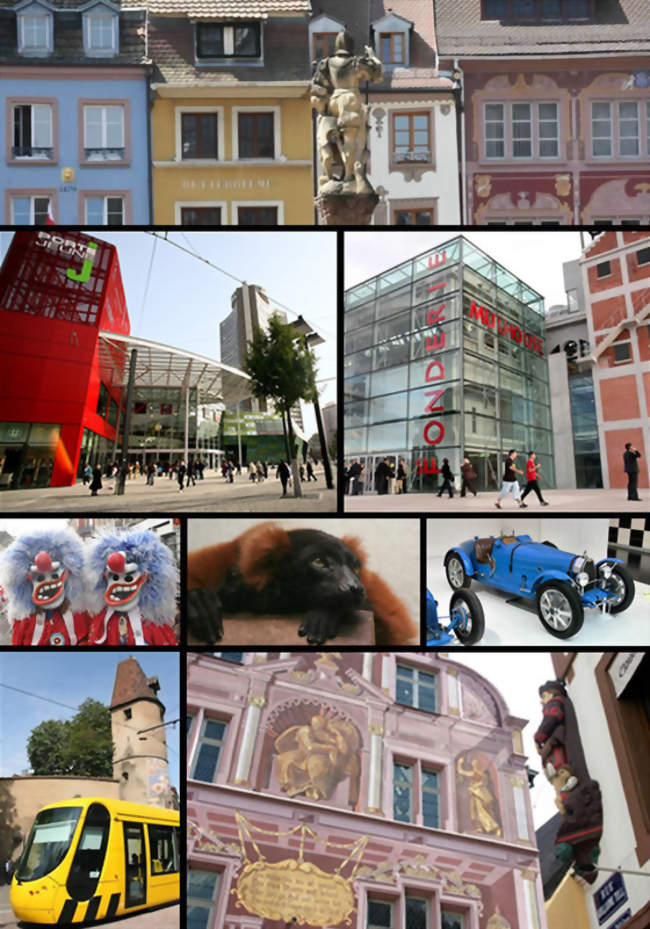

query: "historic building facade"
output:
187 651 547 929
435 0 650 226
580 229 650 492
0 0 151 225
310 0 461 225
149 0 314 226
344 235 554 493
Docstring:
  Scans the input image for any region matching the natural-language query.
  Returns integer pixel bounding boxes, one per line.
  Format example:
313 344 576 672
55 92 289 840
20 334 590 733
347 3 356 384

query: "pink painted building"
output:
187 652 547 929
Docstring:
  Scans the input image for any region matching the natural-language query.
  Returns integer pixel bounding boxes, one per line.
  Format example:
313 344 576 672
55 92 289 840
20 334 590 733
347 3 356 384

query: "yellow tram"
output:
10 797 179 924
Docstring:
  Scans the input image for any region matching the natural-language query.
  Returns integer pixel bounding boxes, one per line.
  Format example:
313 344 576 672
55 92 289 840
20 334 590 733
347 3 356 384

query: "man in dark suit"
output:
623 442 642 501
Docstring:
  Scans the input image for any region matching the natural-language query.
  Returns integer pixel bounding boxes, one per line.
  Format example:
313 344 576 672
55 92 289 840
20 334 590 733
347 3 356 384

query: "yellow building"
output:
149 0 315 225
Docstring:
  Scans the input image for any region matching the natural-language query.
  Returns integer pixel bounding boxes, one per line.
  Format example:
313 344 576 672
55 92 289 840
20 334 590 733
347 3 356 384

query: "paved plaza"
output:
345 487 650 514
0 886 179 929
0 467 336 513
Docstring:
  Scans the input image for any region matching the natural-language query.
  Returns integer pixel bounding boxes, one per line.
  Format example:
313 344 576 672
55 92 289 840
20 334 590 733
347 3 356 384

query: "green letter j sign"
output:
66 242 99 283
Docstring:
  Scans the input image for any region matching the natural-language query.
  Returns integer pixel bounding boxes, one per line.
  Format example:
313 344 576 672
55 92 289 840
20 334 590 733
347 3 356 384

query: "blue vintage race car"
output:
444 533 635 639
426 588 484 646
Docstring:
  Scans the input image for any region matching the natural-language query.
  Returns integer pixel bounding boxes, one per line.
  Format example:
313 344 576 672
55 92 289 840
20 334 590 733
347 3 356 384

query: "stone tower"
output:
110 657 173 808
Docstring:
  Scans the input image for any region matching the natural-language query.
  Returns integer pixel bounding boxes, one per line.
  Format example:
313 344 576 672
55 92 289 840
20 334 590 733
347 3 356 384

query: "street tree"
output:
26 698 113 777
244 314 318 497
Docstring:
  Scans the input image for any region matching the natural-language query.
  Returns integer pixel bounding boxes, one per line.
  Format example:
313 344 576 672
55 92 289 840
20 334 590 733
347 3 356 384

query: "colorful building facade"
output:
148 0 314 226
0 0 151 225
435 0 650 226
581 229 650 492
187 651 547 929
344 235 554 493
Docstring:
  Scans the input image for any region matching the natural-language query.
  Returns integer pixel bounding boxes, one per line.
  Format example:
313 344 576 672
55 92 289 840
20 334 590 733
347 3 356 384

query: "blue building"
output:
0 0 150 224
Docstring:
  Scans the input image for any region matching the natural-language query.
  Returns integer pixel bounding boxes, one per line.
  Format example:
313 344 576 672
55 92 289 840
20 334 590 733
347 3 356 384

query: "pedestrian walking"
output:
256 461 265 482
227 460 234 483
520 451 548 505
249 461 257 482
460 458 478 497
177 459 186 493
146 462 155 486
437 458 455 498
186 460 196 487
277 460 291 496
198 459 205 480
300 464 306 481
397 457 409 494
307 459 317 482
623 442 642 500
375 457 393 495
90 464 102 496
262 461 268 479
495 450 527 508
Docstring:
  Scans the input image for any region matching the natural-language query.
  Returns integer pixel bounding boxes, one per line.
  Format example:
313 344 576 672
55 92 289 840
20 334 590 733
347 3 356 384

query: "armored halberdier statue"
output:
311 30 383 197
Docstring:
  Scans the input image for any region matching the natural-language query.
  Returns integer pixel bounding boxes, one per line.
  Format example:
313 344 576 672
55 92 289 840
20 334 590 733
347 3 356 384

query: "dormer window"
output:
84 9 119 56
308 13 343 63
17 6 53 56
371 13 412 68
196 21 261 60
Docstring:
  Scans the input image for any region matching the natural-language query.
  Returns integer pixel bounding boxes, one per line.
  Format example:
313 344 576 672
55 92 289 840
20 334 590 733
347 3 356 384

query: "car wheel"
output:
450 589 485 646
536 580 584 638
603 563 635 614
542 541 557 549
445 553 471 590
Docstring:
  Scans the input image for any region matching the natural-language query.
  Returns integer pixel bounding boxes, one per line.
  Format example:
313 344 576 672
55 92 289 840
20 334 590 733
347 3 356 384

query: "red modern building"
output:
0 230 252 489
0 229 128 489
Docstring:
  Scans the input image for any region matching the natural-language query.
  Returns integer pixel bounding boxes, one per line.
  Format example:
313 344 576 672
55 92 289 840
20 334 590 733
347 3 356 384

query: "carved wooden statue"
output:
534 679 603 884
311 30 383 196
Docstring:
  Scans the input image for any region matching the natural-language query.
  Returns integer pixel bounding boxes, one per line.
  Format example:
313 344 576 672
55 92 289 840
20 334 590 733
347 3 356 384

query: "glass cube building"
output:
344 235 555 493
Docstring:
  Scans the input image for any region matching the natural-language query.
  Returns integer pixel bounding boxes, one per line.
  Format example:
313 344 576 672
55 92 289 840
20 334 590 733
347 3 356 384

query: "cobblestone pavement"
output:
0 468 336 514
344 487 650 513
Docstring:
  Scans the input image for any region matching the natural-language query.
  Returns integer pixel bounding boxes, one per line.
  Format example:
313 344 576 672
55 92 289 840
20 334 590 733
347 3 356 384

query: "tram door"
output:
124 823 146 907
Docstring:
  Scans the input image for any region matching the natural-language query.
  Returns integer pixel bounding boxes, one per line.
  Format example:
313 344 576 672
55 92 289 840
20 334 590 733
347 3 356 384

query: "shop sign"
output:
415 249 449 476
468 301 544 355
594 872 628 925
0 423 30 443
607 910 631 929
180 178 272 190
35 231 99 283
608 652 644 698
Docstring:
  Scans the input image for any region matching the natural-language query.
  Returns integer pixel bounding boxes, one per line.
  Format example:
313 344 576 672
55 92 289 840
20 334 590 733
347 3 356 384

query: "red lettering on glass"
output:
424 388 445 414
425 360 445 382
426 303 446 325
427 280 446 293
469 301 544 355
426 332 446 352
510 324 522 344
424 420 444 445
428 250 447 269
415 457 442 475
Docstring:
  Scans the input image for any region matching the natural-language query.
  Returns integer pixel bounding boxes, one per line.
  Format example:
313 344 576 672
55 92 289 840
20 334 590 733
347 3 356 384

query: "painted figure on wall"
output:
456 753 502 836
534 679 602 884
311 30 383 196
274 714 360 804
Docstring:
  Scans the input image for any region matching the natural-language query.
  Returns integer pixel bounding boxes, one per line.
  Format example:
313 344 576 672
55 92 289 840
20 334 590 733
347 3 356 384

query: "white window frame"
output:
11 101 53 157
190 717 227 782
483 100 561 161
174 201 228 224
392 758 442 828
83 10 119 56
18 7 53 55
590 99 647 159
194 21 263 63
174 106 224 162
84 194 125 225
232 200 284 225
308 13 344 62
232 105 281 161
395 662 437 711
83 104 125 152
188 869 220 929
11 193 51 224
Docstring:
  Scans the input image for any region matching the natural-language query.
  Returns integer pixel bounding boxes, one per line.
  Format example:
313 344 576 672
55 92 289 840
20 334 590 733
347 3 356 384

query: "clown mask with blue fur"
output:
0 528 85 621
85 530 177 625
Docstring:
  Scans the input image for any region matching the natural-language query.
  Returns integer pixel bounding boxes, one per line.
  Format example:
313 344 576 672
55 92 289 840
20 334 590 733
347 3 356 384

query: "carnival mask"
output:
27 551 69 610
104 550 148 611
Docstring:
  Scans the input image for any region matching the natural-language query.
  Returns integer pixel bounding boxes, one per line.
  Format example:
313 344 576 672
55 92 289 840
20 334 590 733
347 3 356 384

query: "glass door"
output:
123 822 146 908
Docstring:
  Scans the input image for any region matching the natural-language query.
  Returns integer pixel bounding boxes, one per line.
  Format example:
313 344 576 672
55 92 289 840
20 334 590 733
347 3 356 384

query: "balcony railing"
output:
84 147 125 161
12 145 53 159
395 149 432 163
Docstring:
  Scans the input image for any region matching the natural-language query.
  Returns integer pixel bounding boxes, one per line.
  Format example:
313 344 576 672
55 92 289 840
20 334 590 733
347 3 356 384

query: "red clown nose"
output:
34 551 53 572
107 551 127 574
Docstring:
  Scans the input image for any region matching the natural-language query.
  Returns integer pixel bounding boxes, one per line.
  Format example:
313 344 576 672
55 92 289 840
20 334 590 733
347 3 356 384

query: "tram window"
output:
17 806 82 881
148 824 180 874
67 803 111 901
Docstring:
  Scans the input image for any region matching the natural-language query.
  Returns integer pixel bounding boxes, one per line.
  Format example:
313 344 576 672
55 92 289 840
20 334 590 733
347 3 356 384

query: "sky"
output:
0 651 180 792
450 651 558 829
345 230 587 310
0 230 338 438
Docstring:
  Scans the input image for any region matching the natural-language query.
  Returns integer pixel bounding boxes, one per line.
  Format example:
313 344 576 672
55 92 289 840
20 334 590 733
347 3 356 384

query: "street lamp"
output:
288 315 334 490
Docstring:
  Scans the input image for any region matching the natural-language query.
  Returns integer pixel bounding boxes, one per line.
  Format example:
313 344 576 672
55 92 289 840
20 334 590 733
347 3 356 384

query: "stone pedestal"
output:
316 192 379 226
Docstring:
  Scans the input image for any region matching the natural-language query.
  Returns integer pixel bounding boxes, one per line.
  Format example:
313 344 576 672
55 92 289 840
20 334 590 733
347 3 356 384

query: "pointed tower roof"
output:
110 657 166 713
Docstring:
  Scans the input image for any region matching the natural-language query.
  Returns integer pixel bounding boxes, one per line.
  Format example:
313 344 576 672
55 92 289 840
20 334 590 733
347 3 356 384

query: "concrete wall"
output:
548 351 577 489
